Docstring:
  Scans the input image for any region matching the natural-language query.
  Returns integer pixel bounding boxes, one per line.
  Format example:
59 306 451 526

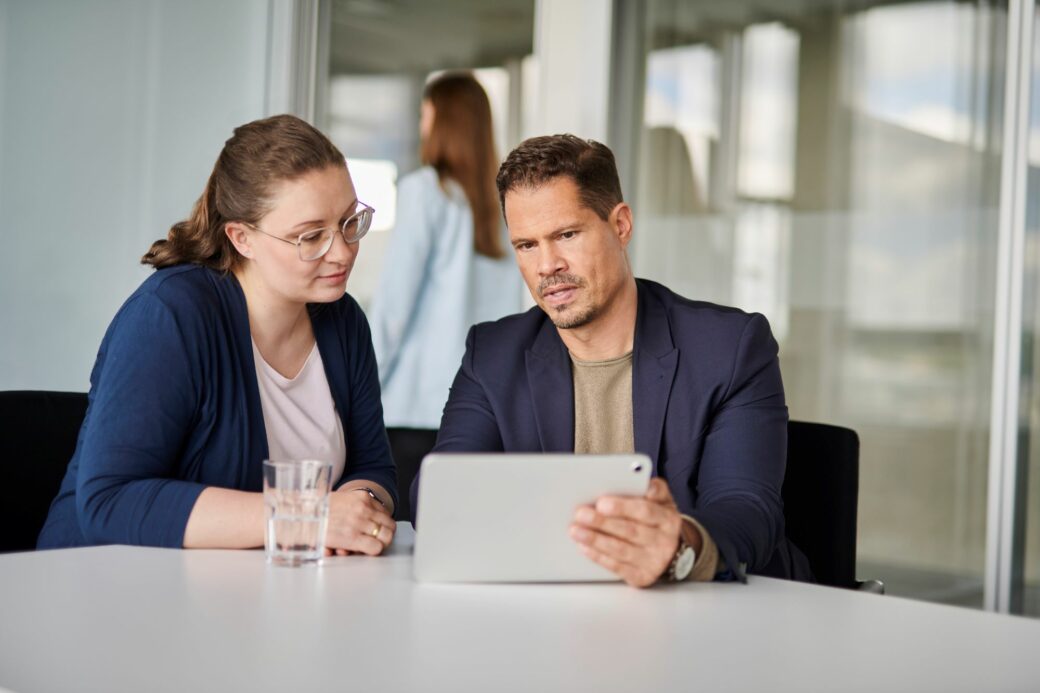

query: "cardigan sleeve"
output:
74 292 207 548
337 302 399 509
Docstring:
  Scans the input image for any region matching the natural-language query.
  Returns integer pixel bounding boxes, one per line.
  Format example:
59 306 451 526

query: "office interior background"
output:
0 0 1037 616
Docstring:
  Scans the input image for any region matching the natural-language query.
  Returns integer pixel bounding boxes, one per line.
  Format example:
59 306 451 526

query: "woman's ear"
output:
225 223 254 259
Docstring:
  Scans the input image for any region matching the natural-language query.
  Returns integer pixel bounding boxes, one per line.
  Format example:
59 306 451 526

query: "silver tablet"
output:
413 453 652 583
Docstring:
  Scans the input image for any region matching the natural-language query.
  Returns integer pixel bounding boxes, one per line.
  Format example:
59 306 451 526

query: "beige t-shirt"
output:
572 352 635 454
571 350 719 581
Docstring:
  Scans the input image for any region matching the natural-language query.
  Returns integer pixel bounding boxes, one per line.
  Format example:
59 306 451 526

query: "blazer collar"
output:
631 280 679 471
524 280 679 466
525 318 575 452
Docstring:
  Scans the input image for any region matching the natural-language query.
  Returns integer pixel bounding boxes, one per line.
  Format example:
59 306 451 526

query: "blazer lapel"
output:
632 282 679 473
525 319 575 452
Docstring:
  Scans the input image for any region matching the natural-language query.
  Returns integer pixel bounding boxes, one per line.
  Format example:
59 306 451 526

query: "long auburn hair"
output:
420 72 504 259
142 114 346 271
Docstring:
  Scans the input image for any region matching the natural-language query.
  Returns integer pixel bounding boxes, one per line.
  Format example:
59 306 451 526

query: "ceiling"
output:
328 0 980 74
329 0 535 76
637 0 952 50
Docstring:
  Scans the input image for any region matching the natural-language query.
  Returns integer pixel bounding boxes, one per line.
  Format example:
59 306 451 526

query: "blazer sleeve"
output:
367 171 437 386
75 293 207 548
688 313 788 582
409 326 504 520
337 304 399 508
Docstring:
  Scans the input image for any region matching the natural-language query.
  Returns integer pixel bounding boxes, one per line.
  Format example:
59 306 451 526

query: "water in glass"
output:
263 459 333 567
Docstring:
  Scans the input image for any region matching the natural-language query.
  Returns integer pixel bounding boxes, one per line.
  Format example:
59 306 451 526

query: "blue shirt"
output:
37 265 396 549
368 167 523 429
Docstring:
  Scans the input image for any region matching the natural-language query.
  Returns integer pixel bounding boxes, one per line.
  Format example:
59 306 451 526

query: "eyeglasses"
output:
243 201 375 261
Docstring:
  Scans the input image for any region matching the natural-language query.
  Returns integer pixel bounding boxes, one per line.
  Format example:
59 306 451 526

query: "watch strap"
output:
680 513 722 581
666 535 696 582
354 486 386 508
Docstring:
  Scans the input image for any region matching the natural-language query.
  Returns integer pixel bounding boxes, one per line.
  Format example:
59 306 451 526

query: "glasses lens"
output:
342 208 372 243
299 228 335 261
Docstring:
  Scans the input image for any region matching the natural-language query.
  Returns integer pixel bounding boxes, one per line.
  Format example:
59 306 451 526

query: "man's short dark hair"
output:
495 134 623 220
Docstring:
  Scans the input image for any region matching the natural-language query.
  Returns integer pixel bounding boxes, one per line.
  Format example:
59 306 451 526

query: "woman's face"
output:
236 165 361 306
420 99 435 142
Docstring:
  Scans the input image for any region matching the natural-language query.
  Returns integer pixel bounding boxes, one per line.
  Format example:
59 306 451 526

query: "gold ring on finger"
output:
370 524 380 538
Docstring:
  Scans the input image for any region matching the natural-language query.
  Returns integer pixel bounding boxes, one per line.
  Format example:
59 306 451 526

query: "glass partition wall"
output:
316 0 1039 612
615 0 1011 608
1020 7 1040 616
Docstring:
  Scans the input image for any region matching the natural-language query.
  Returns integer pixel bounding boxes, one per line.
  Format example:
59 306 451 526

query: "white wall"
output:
0 0 271 391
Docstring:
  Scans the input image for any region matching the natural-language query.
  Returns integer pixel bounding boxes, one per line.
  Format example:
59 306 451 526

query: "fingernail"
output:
575 507 595 523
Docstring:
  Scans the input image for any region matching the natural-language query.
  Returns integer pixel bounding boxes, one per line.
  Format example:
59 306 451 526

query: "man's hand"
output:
569 478 687 588
323 488 396 557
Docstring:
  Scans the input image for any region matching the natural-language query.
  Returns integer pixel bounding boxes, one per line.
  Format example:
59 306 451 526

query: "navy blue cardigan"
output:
38 265 396 549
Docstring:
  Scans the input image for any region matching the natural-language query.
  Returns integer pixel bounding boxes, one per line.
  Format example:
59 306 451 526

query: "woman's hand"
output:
324 488 396 556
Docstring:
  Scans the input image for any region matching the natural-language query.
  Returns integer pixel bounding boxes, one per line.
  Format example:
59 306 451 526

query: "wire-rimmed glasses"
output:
244 201 374 261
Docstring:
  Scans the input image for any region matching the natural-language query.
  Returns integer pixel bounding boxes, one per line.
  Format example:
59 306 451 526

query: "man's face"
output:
504 176 632 330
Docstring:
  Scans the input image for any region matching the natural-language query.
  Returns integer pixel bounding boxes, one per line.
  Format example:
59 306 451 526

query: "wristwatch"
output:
666 535 697 582
354 487 386 508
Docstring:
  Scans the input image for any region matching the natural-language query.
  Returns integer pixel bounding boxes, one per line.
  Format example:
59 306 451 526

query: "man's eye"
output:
515 242 534 251
560 230 577 239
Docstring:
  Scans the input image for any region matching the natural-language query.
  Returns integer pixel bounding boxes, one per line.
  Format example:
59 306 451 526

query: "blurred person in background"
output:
368 72 522 521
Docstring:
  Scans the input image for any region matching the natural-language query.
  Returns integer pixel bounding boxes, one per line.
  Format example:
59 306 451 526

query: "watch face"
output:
674 546 696 581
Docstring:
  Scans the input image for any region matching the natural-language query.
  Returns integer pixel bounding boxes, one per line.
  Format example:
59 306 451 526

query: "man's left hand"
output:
569 478 686 588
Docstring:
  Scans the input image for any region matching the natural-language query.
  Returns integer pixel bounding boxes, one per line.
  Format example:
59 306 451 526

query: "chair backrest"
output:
782 420 860 589
0 391 87 552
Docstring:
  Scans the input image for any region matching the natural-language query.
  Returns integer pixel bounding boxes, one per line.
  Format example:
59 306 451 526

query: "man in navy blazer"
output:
411 134 811 586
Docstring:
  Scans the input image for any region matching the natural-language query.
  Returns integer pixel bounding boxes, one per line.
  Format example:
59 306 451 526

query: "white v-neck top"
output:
252 340 346 484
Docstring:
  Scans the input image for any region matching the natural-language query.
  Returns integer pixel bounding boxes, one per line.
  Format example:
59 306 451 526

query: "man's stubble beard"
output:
549 299 599 330
538 272 598 330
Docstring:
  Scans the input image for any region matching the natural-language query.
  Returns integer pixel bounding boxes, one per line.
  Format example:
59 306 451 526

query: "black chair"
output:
398 419 881 591
387 428 438 523
0 391 87 552
783 420 883 592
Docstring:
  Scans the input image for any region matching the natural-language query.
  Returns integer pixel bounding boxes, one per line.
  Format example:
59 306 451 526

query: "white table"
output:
1 525 1038 693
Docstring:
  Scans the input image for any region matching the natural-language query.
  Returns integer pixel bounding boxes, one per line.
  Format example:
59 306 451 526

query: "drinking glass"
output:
262 459 333 567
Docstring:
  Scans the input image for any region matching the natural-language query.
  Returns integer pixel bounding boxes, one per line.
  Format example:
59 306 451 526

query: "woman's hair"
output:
142 114 346 271
420 72 504 259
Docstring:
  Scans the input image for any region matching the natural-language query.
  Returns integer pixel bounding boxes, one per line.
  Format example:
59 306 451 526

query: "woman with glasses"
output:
368 73 522 521
37 115 397 554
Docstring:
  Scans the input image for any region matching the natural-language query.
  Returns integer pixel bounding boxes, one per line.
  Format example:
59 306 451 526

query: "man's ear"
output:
612 202 634 248
225 222 254 259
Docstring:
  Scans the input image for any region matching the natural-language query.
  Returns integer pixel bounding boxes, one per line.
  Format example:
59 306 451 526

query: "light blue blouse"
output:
369 167 523 429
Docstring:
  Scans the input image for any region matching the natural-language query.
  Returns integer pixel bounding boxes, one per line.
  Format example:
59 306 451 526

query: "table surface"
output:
1 525 1039 693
